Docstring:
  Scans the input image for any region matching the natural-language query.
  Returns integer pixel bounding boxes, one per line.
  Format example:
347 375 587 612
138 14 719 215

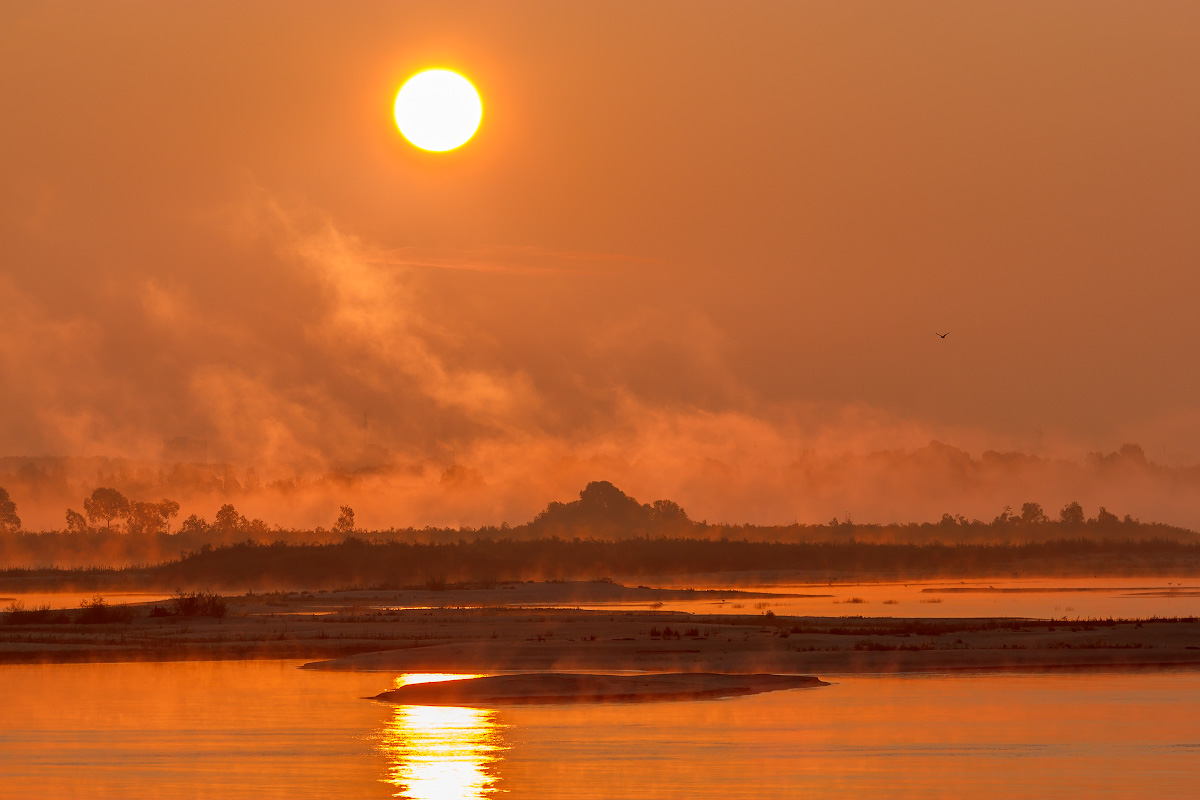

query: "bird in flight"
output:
935 332 950 339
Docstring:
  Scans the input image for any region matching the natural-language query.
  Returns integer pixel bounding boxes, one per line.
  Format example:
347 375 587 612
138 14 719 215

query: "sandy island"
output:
373 672 827 705
2 580 1199 674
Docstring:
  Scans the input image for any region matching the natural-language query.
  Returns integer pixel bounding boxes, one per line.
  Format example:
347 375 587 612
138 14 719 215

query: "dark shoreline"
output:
5 537 1200 594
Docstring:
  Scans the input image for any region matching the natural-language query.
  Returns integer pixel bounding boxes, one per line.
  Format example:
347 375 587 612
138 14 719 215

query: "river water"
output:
584 577 1200 620
6 577 1199 620
1 661 1198 799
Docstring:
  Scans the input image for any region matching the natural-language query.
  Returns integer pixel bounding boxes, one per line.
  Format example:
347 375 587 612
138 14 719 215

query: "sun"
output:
394 69 482 152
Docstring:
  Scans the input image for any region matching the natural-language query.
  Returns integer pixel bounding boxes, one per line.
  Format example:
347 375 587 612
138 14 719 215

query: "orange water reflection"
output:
380 674 506 800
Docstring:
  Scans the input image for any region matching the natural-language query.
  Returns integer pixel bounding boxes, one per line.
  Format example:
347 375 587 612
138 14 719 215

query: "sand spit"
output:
372 672 826 705
3 583 1200 672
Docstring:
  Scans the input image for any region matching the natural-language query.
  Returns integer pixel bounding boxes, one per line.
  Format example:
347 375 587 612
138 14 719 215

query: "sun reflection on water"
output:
381 675 506 800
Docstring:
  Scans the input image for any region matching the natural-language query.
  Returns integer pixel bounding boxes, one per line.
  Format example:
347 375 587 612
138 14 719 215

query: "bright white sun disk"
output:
394 70 482 152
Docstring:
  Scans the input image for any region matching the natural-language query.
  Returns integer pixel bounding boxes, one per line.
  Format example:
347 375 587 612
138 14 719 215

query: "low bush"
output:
4 601 70 625
171 590 228 618
76 595 135 624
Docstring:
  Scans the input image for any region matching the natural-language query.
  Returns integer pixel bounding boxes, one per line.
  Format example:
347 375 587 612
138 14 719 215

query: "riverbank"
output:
1 582 1198 673
5 536 1200 591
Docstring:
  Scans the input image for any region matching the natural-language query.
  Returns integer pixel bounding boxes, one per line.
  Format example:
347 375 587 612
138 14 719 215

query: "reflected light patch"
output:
381 703 506 800
392 673 483 689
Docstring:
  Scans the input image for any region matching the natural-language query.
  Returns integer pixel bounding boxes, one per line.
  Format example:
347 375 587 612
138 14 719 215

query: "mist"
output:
3 438 1199 536
5 3 1200 533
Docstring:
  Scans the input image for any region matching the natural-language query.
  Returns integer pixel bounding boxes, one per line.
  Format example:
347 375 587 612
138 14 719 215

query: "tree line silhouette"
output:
0 480 1194 571
4 537 1200 593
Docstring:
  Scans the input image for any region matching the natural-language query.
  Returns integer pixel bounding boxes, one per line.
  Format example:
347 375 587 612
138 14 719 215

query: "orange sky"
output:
3 2 1200 527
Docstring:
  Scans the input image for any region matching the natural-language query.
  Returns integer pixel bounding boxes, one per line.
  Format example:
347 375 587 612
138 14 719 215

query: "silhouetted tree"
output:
213 503 245 534
127 501 168 535
1059 501 1085 527
65 508 88 534
179 514 208 536
83 487 130 530
333 505 355 534
1118 443 1147 464
0 487 20 533
1019 502 1047 525
649 499 689 525
158 499 181 534
1096 506 1120 526
529 481 690 538
578 480 641 517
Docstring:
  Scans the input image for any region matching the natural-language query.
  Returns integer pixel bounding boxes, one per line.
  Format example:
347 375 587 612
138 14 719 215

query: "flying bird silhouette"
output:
935 332 950 339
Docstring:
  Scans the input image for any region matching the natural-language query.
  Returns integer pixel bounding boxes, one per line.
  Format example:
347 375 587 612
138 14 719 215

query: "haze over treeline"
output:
4 440 1200 535
0 479 1194 570
6 5 1200 554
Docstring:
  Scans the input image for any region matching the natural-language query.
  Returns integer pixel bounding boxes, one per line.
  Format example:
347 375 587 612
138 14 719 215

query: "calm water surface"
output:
6 577 1198 619
592 577 1200 619
1 591 172 611
1 661 1198 799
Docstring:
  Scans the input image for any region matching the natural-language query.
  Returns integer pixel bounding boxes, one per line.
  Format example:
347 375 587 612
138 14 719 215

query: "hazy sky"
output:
3 2 1200 526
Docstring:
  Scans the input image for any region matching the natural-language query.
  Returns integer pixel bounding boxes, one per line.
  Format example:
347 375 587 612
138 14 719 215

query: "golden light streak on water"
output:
391 673 483 689
381 674 505 800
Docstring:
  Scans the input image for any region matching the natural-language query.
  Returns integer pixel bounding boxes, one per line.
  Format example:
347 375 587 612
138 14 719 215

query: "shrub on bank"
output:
4 601 70 625
171 590 228 618
76 595 135 624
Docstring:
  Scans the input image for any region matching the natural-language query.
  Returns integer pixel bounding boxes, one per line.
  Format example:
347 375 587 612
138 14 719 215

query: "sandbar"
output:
373 672 826 705
2 582 1199 673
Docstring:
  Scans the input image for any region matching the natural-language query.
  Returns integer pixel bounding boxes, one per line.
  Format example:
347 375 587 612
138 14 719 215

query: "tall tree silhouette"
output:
127 501 171 535
333 506 356 534
214 504 244 533
83 487 130 530
1020 502 1048 525
65 508 88 533
1059 501 1085 527
158 499 181 534
0 487 20 533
